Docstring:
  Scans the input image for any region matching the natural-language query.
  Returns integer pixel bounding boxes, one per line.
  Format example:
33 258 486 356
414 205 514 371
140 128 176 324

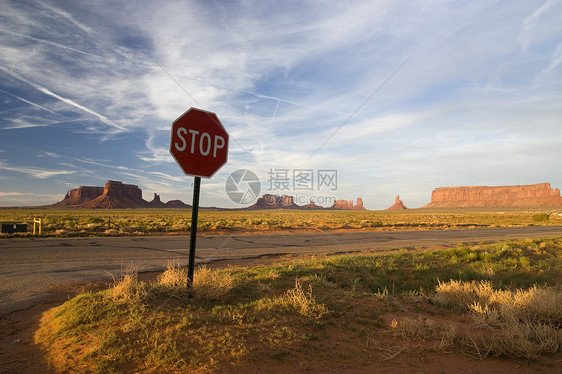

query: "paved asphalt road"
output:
2 226 562 314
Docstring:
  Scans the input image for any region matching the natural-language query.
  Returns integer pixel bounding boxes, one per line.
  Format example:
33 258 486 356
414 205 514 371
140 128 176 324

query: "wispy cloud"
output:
0 160 75 179
0 65 127 132
1 1 561 208
0 87 67 118
0 191 62 206
520 0 556 52
0 28 101 58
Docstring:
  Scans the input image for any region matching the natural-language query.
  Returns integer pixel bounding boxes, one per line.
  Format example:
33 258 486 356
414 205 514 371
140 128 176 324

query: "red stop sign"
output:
170 108 229 178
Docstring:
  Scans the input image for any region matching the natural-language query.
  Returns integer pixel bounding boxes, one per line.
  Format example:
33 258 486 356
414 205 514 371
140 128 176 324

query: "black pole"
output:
187 176 201 289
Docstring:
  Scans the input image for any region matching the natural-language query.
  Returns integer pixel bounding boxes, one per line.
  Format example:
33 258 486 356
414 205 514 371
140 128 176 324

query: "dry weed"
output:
109 270 143 302
283 280 329 320
191 265 236 301
435 280 562 359
391 316 439 341
390 317 459 353
157 262 189 289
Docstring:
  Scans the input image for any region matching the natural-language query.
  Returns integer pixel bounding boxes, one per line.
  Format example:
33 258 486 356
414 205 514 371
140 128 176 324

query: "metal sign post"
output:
187 176 201 287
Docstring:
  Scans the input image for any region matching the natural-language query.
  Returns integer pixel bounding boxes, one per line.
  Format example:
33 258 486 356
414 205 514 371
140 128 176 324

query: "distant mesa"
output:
386 195 408 210
423 182 562 208
303 200 323 209
248 194 365 210
249 194 299 209
331 198 365 210
55 180 190 209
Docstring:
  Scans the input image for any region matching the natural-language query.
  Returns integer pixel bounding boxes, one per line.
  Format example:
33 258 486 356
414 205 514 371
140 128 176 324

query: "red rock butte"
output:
386 195 408 210
331 198 365 210
55 180 190 209
423 183 562 208
248 194 365 210
249 194 299 209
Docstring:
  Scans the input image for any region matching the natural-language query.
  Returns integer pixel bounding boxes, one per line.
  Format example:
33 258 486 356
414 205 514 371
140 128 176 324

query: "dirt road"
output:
1 225 562 315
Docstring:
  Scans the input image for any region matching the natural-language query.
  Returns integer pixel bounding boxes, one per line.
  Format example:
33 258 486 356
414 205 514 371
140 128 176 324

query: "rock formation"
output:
331 198 365 210
248 194 366 210
164 200 191 209
55 180 189 209
148 193 166 208
386 195 408 210
81 181 147 209
57 186 104 206
249 194 299 209
303 200 323 209
423 183 562 208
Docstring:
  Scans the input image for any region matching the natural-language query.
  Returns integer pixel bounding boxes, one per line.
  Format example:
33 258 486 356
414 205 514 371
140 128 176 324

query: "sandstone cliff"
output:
331 198 365 210
424 183 562 208
386 195 408 210
249 194 299 209
56 186 104 206
55 180 189 209
248 194 366 210
82 181 147 209
303 200 323 209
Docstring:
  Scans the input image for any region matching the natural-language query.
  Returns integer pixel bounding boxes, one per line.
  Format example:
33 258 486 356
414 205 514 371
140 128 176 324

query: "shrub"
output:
532 213 550 222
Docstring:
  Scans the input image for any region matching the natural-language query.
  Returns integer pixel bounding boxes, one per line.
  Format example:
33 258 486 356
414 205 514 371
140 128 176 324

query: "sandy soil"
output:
2 254 561 374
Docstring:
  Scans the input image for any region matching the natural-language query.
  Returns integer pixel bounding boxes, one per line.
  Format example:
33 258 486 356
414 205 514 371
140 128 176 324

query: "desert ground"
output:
1 209 561 373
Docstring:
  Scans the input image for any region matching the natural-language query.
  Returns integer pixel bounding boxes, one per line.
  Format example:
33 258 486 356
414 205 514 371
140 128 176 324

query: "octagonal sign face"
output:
170 108 229 178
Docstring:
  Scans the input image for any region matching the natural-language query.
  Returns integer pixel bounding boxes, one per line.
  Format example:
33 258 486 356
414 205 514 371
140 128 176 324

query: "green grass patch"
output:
2 208 562 237
35 237 562 372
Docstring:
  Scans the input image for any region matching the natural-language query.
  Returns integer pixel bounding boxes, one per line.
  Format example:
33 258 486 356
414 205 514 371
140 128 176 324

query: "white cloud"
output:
0 160 76 179
1 1 562 208
0 191 62 206
520 0 557 52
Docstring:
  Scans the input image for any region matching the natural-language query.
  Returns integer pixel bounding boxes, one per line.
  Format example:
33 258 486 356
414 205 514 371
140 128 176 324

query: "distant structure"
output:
249 194 299 209
386 195 408 210
55 180 190 209
248 194 366 210
423 183 562 208
331 198 365 210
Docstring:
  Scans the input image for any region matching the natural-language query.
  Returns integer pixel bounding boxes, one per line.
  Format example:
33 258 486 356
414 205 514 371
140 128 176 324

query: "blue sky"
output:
1 0 561 209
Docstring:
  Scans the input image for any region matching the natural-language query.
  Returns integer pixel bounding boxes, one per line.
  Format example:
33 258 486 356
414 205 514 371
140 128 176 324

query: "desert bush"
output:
435 280 562 358
157 262 189 289
435 280 562 325
255 280 329 321
191 265 236 301
532 213 550 222
108 270 144 303
283 280 329 320
391 316 438 341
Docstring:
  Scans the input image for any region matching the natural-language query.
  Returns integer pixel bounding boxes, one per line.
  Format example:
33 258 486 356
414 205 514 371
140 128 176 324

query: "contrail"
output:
253 92 348 116
0 65 127 132
0 28 102 58
0 88 68 118
307 55 412 160
36 1 94 36
149 56 203 109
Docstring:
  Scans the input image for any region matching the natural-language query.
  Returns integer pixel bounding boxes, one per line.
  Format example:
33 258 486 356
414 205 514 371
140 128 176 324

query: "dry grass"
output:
191 265 236 301
435 280 562 359
253 279 329 322
281 279 329 321
33 238 562 373
157 262 189 289
391 316 439 341
390 316 458 353
4 208 562 237
108 269 143 302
